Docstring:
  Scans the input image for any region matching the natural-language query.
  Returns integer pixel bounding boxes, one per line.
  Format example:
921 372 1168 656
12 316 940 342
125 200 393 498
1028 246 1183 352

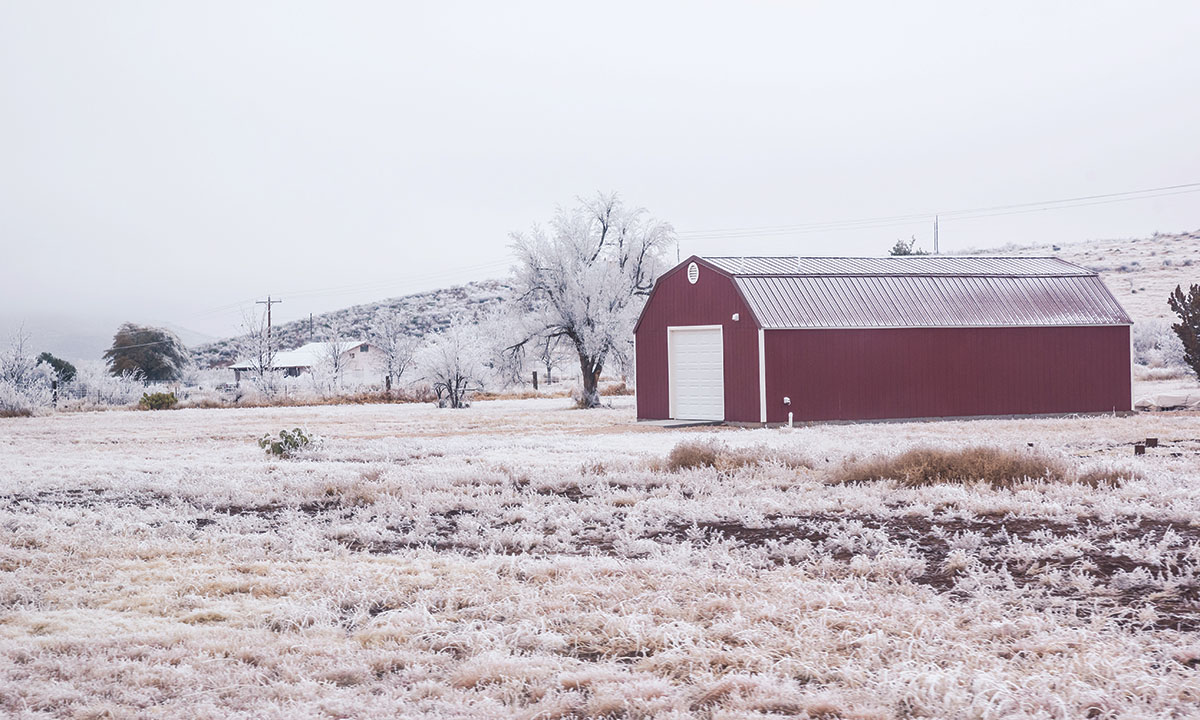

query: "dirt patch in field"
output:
8 487 1197 631
651 514 1200 631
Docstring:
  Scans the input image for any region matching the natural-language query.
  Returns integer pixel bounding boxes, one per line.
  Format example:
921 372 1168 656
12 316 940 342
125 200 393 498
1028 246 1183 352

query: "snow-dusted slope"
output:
193 279 511 368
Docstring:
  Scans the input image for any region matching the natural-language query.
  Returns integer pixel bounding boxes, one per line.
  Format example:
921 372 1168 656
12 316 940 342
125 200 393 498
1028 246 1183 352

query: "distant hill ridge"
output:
193 279 512 368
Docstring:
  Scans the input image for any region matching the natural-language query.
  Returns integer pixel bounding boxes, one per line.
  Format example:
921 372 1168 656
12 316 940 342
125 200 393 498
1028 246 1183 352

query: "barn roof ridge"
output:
700 254 1097 278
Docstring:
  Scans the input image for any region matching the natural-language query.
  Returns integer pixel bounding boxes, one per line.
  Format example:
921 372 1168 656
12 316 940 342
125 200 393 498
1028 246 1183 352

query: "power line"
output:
256 296 282 367
677 181 1200 240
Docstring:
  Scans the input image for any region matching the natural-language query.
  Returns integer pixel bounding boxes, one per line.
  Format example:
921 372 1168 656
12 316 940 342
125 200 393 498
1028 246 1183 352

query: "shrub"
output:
829 446 1129 489
138 391 178 410
259 428 316 458
1133 318 1187 369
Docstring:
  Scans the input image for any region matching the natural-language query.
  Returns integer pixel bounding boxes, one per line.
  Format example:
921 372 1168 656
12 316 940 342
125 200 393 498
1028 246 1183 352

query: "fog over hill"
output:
192 280 511 368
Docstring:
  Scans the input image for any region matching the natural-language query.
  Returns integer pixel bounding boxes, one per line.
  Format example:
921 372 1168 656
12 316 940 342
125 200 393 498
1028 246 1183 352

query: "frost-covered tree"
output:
369 309 417 392
103 323 189 382
238 307 278 386
317 322 353 392
509 192 673 408
417 320 489 408
889 236 929 256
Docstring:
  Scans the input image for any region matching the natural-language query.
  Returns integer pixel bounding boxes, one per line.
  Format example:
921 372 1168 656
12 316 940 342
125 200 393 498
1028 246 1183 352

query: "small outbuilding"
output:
634 255 1132 423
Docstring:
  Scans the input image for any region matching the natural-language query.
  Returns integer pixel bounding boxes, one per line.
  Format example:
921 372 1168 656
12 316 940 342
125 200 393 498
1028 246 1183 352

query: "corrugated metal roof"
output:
703 256 799 274
735 275 1131 328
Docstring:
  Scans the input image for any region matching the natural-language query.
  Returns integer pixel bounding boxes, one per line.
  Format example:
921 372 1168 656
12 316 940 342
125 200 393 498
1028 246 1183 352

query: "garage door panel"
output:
670 327 724 420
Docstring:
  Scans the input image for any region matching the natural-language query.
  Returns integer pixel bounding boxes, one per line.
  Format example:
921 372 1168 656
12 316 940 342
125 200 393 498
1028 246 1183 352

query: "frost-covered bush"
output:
0 378 49 417
180 366 235 390
1133 318 1187 368
61 362 144 408
0 331 53 416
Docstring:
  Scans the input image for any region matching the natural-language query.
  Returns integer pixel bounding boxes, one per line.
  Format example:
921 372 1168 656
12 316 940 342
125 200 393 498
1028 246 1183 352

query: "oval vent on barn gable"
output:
687 262 699 284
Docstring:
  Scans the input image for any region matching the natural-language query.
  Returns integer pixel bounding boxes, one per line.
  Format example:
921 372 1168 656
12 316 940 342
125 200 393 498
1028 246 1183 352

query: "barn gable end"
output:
634 257 763 422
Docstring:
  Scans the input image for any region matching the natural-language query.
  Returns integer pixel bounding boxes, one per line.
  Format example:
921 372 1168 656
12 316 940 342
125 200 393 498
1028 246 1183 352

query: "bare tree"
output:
0 326 38 388
239 306 278 386
509 192 673 407
417 320 489 408
369 309 417 393
317 321 353 393
535 333 567 385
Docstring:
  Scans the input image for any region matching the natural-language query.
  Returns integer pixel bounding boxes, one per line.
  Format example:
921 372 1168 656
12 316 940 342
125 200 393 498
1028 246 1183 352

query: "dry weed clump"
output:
830 446 1129 488
600 381 635 396
472 388 573 401
659 439 811 473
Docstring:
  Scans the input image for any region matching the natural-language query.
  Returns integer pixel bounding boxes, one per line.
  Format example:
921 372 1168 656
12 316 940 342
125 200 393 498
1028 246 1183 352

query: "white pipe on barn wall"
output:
788 412 793 428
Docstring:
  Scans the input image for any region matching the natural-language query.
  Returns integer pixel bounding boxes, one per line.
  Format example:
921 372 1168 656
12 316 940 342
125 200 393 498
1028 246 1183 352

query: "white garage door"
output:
669 326 725 421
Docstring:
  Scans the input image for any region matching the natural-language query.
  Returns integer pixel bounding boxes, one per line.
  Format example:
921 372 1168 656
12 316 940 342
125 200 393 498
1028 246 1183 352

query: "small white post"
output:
788 411 793 428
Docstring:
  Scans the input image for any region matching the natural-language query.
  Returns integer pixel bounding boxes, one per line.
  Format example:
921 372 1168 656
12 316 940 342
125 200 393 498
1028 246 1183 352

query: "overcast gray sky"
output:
3 1 1199 352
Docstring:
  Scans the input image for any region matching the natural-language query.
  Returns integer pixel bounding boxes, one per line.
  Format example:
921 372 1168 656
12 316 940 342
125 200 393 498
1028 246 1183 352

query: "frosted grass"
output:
2 397 1199 718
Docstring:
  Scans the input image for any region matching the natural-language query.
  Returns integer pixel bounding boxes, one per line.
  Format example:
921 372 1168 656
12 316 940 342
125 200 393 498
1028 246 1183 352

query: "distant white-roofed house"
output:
230 340 387 387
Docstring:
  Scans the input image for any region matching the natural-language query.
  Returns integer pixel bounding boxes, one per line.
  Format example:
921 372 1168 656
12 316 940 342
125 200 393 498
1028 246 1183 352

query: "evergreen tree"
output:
103 324 190 382
1168 284 1200 378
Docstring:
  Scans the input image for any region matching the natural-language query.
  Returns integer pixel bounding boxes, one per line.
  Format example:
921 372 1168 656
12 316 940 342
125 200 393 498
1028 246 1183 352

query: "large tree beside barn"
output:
509 192 674 408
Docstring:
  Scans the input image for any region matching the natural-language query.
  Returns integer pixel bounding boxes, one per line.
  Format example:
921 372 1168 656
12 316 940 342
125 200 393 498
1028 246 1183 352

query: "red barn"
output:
633 256 1132 423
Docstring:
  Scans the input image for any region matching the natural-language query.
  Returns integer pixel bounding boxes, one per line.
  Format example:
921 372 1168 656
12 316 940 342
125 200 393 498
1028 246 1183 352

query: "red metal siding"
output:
635 261 761 422
763 325 1131 422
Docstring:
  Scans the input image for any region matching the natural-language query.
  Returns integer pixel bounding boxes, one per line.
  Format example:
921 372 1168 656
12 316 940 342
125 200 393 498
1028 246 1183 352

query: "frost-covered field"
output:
3 398 1200 719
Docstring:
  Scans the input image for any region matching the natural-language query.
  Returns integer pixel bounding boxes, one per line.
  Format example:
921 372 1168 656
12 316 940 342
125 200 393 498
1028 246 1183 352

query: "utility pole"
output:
256 296 283 370
933 215 939 255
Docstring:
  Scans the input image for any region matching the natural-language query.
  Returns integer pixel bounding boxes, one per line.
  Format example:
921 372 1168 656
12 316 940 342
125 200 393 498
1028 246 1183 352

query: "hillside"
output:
192 279 511 368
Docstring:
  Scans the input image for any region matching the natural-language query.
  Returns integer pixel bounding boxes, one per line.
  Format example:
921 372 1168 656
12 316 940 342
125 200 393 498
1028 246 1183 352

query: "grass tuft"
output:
660 439 812 473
